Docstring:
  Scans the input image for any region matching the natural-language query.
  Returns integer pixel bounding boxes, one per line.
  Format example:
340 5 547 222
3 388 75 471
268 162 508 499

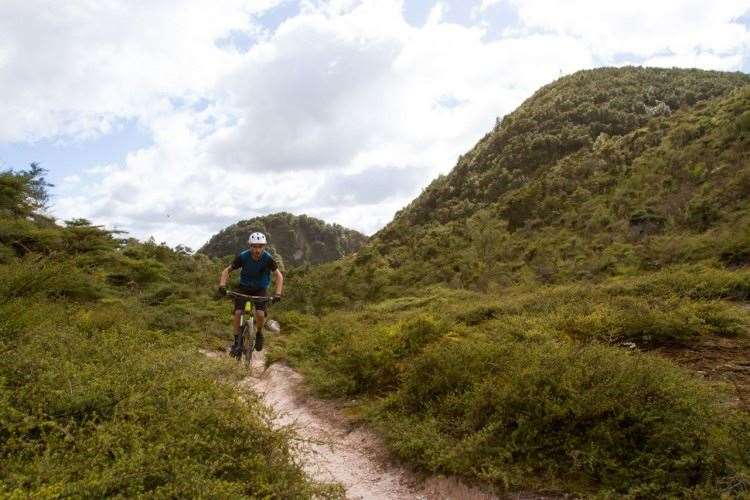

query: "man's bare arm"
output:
220 265 233 287
273 269 284 295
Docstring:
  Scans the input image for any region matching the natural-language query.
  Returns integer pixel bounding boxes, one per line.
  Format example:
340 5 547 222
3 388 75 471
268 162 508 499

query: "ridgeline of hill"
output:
374 66 750 289
273 67 750 497
198 212 368 267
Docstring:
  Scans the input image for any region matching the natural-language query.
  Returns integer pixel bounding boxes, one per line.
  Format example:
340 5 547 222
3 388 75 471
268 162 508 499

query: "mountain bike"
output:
225 290 272 366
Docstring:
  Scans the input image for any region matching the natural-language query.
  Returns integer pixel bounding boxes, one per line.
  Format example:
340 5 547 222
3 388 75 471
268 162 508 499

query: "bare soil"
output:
651 336 750 409
649 303 750 410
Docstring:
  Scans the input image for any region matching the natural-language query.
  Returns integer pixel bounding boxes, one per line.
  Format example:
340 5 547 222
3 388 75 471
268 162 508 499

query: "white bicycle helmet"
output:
248 232 267 245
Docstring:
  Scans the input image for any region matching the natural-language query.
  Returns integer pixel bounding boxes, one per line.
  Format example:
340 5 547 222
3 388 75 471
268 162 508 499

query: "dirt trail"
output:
204 349 504 499
653 301 750 409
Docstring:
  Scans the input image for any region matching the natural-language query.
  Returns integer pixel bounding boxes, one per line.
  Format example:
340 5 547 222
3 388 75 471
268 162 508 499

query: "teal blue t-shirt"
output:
231 250 278 289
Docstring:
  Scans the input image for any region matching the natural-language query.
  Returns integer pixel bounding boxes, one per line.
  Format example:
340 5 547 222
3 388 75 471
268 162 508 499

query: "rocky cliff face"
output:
198 212 368 267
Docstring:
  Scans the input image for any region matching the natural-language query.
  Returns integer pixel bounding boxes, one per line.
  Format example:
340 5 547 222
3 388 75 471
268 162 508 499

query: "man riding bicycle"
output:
218 232 283 355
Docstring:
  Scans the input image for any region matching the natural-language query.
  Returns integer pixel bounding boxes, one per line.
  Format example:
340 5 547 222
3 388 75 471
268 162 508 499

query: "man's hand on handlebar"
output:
272 293 282 304
216 285 227 298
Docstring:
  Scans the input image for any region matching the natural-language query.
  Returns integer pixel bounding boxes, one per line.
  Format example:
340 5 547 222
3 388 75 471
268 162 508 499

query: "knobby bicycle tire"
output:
232 329 244 361
242 321 254 365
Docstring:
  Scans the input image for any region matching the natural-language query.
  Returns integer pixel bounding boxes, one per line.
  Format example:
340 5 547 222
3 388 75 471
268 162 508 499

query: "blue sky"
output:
0 121 152 188
1 0 749 247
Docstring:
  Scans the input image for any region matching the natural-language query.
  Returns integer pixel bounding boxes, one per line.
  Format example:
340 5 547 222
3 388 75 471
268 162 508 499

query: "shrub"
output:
686 195 721 232
0 255 100 302
287 315 399 397
736 110 750 133
555 295 747 344
375 337 739 497
720 225 750 267
0 294 339 498
605 264 750 301
144 283 179 305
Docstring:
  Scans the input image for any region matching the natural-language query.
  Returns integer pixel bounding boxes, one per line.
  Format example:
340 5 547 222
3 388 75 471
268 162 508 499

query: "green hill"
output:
289 67 750 298
275 67 750 497
198 212 367 267
396 66 749 226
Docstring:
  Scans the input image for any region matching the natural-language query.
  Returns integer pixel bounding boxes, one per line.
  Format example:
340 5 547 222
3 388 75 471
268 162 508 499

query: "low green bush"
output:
278 282 750 497
0 247 339 497
0 255 100 302
374 337 745 497
555 295 747 343
143 283 179 305
0 163 342 497
720 225 750 267
284 314 397 397
605 264 750 300
0 296 340 498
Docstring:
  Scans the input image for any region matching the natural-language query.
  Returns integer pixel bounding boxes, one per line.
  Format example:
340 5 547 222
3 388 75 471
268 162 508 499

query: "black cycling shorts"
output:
233 286 268 314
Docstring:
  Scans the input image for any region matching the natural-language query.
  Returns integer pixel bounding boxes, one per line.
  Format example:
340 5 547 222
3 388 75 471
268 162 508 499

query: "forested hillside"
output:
273 67 750 497
199 212 367 267
0 167 340 497
287 67 750 299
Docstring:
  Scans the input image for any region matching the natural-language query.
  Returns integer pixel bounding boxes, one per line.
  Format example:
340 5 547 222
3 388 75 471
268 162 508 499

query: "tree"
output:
0 162 53 217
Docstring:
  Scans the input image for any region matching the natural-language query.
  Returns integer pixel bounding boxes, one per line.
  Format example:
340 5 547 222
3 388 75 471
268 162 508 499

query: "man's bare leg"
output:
254 310 266 350
233 310 242 335
231 310 242 354
254 310 265 331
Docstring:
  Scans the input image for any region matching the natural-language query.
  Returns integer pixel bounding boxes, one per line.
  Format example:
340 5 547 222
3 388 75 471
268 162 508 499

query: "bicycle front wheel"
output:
242 322 254 365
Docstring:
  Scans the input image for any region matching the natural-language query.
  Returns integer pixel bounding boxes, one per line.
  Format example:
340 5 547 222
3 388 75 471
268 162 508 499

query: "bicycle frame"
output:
226 290 273 364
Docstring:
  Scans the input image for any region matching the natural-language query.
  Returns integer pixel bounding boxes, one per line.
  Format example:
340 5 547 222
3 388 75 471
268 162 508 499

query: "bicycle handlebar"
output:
225 290 273 301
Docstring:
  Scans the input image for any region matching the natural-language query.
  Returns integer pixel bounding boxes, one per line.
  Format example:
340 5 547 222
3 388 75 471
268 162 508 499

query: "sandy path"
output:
246 354 429 499
205 349 499 499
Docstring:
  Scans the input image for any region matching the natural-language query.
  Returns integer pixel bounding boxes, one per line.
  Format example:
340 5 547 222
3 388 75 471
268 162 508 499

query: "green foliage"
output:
269 68 750 498
62 218 121 255
0 163 52 218
400 67 749 226
555 295 746 343
720 225 750 267
0 182 340 497
0 255 100 302
378 338 736 497
286 70 750 302
277 283 750 497
737 110 750 133
0 298 337 498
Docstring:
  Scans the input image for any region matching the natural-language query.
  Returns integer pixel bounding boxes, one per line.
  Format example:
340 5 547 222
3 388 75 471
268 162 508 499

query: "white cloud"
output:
498 0 750 66
4 0 749 248
205 2 592 175
52 0 595 247
0 0 281 143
